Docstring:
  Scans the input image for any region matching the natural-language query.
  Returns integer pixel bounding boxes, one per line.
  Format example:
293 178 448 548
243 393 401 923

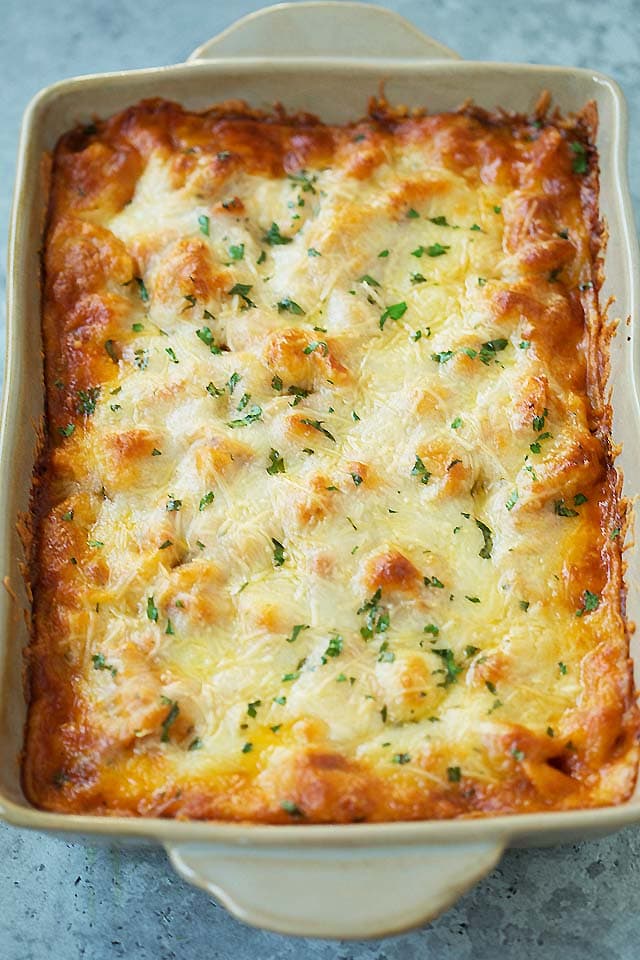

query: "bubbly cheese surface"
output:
25 98 638 821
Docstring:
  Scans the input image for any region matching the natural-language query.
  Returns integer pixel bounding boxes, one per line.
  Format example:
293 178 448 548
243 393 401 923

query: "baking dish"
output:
2 1 639 939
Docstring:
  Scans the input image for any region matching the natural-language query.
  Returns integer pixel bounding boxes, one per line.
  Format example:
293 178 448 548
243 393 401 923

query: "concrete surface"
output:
1 0 639 957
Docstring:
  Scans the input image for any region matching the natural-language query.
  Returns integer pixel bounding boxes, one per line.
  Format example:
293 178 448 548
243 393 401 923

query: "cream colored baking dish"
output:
2 2 639 939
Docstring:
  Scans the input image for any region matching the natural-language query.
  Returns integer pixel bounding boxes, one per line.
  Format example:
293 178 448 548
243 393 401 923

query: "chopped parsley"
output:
379 301 407 329
573 492 588 505
199 491 215 511
475 519 494 559
478 339 509 364
62 509 74 521
532 408 548 432
159 539 173 550
576 590 600 617
424 624 440 637
166 495 182 512
280 800 303 816
432 648 462 686
529 432 551 454
272 538 286 567
228 283 255 308
377 641 395 663
429 215 451 226
228 243 244 260
133 348 149 370
451 417 462 429
59 423 75 438
247 699 261 718
391 753 411 766
227 372 240 394
286 624 309 644
431 350 454 364
558 661 568 675
278 297 305 315
198 214 210 236
77 387 100 416
146 596 158 622
378 249 389 258
303 340 328 356
227 405 263 427
406 208 420 218
307 247 321 257
358 274 381 287
265 448 285 475
424 576 445 589
288 170 317 193
206 381 223 397
160 699 179 742
321 634 343 663
554 499 579 518
570 141 588 174
506 490 518 511
188 737 202 751
182 294 197 311
519 600 530 612
426 243 450 257
165 347 179 364
87 539 104 549
299 418 336 442
411 455 431 485
351 472 363 486
134 276 149 303
242 742 253 754
271 374 283 391
287 385 310 406
447 766 461 783
263 222 293 245
91 653 116 677
358 588 390 639
195 326 222 354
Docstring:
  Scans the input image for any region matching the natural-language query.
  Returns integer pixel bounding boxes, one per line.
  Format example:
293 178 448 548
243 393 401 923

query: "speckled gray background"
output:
2 1 639 957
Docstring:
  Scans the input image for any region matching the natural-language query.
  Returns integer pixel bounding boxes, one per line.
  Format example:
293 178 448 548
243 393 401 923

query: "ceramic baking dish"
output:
2 2 639 939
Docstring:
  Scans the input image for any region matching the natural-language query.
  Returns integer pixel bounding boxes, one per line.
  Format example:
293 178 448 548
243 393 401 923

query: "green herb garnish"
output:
379 301 407 329
267 448 286 475
263 222 293 245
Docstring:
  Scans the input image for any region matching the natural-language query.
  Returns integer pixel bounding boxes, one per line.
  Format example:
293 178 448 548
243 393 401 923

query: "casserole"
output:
2 0 639 937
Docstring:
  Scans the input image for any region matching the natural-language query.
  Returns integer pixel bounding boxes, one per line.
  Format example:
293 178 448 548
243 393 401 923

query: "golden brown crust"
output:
23 95 638 822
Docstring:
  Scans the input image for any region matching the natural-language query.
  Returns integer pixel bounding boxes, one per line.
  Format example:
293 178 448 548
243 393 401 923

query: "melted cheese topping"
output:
25 99 638 821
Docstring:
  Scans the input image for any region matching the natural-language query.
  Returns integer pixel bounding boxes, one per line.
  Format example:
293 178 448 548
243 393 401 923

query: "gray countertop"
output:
2 1 639 957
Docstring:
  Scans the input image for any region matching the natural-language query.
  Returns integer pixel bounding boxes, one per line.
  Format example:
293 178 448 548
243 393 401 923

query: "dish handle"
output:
187 2 460 63
165 838 503 938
